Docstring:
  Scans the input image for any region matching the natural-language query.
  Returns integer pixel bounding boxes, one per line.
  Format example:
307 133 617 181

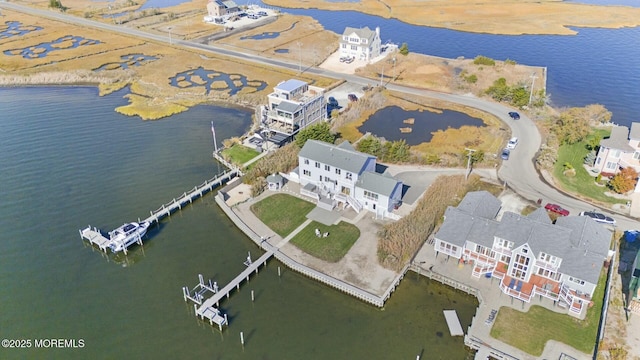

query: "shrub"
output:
399 43 409 56
505 59 517 65
609 167 638 194
473 55 496 66
243 143 300 195
464 74 478 84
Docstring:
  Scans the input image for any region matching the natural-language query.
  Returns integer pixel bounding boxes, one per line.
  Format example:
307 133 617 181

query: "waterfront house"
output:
594 123 640 186
434 191 611 318
339 26 382 62
261 79 327 146
297 140 403 219
206 0 240 18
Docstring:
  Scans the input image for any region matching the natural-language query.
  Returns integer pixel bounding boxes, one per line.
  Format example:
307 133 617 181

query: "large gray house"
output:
297 140 403 219
434 191 611 318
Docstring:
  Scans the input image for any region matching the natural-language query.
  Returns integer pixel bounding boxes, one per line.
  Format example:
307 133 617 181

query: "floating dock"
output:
80 169 239 254
443 310 464 336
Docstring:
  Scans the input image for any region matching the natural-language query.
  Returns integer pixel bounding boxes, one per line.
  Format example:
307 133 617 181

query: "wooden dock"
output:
80 169 239 254
185 250 274 329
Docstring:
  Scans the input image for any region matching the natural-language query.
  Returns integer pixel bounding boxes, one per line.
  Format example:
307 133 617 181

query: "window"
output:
346 172 352 180
303 170 311 176
335 168 341 175
569 276 585 285
497 238 512 249
341 44 346 49
634 152 640 160
325 165 330 171
351 45 358 50
606 161 617 170
510 254 530 280
315 162 320 168
613 150 621 158
304 159 309 165
363 190 378 201
539 252 557 265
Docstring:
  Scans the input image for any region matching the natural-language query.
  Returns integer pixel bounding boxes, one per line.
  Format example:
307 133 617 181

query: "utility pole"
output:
528 72 538 106
296 41 302 73
380 64 384 86
465 148 476 180
168 27 172 45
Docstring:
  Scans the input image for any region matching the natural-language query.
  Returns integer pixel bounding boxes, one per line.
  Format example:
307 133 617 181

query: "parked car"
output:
508 112 520 120
507 137 519 150
257 11 268 16
327 96 339 107
544 203 570 216
578 211 616 225
344 56 354 64
501 148 510 160
348 94 358 102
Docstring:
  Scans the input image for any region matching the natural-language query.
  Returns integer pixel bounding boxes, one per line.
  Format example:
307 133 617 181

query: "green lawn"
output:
553 129 624 205
490 270 607 356
222 144 260 166
289 221 360 262
250 194 315 237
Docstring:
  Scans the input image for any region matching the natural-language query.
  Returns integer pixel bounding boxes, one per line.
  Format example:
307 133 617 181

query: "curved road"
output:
2 2 635 230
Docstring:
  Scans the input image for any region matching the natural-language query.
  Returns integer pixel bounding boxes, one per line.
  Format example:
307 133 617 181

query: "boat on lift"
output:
108 221 150 253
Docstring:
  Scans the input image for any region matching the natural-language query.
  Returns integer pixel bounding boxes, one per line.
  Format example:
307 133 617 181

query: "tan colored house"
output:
206 0 239 18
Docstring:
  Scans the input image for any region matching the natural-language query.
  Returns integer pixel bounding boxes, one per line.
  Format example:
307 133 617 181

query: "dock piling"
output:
240 331 244 346
251 290 254 302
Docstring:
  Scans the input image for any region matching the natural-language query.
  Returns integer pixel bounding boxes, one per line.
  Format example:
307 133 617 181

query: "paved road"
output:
3 2 636 230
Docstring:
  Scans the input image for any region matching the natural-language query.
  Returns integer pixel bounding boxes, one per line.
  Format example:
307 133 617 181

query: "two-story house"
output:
594 123 640 181
339 26 382 62
206 0 239 18
297 140 403 218
261 79 326 145
434 191 611 318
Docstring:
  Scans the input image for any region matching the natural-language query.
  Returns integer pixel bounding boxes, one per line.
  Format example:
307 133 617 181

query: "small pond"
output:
0 21 42 40
357 105 485 145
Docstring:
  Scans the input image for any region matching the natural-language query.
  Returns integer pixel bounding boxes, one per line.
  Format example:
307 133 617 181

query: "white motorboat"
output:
108 221 150 253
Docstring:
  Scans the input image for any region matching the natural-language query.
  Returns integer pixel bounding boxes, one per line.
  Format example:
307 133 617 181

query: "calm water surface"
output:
0 87 478 359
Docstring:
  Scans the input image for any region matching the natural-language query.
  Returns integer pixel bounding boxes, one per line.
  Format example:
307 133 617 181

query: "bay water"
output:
0 87 479 359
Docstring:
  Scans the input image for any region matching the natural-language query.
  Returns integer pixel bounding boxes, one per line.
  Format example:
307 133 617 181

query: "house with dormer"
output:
297 140 403 219
434 191 611 318
339 26 382 62
594 123 640 181
261 79 327 146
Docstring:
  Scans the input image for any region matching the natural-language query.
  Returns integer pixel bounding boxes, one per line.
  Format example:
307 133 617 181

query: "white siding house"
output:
339 26 381 62
298 140 402 218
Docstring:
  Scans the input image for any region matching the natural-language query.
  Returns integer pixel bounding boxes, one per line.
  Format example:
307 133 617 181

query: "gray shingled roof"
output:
456 191 502 219
342 26 377 44
435 208 476 247
600 125 634 152
276 79 306 92
526 207 552 224
436 191 610 283
299 140 374 174
355 172 401 197
276 101 300 113
630 123 640 141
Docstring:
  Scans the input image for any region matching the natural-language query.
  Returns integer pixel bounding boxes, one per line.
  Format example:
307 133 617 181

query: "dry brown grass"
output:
334 88 506 167
0 9 339 120
378 174 475 271
264 0 640 35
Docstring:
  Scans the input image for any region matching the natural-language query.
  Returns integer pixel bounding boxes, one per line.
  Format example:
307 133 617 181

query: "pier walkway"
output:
80 168 239 254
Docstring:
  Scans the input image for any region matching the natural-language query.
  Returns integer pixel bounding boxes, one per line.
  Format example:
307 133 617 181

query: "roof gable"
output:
299 140 375 174
600 125 634 151
356 171 401 197
456 191 501 219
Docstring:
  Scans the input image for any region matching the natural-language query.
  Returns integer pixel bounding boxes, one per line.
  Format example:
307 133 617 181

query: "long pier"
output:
80 168 239 254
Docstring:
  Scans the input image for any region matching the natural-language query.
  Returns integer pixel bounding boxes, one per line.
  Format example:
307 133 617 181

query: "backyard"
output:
289 221 360 262
222 144 260 167
553 128 625 205
490 270 607 356
250 193 315 237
